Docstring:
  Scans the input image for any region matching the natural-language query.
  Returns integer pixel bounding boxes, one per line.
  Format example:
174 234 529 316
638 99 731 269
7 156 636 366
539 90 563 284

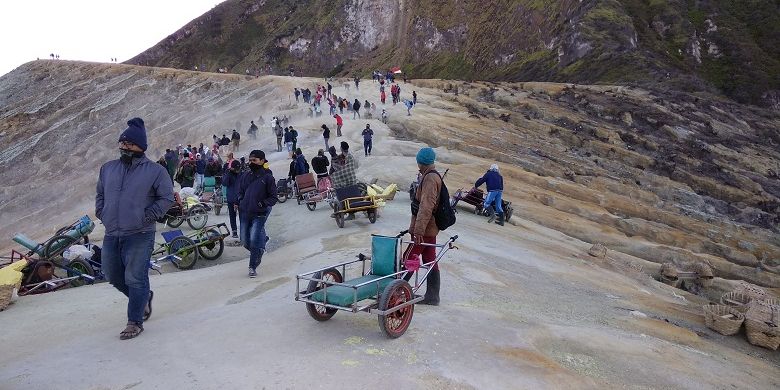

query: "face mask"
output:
249 163 262 172
119 148 141 164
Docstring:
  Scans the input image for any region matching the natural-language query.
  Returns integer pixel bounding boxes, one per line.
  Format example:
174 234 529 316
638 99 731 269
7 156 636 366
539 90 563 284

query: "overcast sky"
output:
0 0 224 77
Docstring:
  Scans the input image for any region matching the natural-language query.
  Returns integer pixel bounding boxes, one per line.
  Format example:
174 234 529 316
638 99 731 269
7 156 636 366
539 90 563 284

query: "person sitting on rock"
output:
475 164 505 226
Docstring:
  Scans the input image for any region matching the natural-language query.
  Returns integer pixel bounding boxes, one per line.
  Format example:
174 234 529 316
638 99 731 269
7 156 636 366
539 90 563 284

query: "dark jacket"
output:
311 155 329 177
238 167 278 216
322 126 330 139
475 170 503 191
222 170 241 203
295 154 309 175
220 136 231 146
232 131 240 140
96 156 174 236
353 100 361 111
284 130 292 143
195 159 206 175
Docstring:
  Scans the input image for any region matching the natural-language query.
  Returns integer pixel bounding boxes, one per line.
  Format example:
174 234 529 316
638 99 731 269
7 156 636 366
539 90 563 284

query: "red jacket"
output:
335 115 343 125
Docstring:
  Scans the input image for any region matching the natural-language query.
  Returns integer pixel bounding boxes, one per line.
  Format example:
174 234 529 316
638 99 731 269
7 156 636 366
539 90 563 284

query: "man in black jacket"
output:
237 150 277 278
311 149 330 186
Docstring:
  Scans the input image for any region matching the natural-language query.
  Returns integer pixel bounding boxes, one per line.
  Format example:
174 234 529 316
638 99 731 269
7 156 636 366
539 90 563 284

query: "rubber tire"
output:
44 235 77 259
166 215 185 228
306 202 317 211
168 236 199 270
67 258 95 287
505 205 513 222
377 279 415 338
187 205 209 230
197 229 224 260
368 210 377 223
335 213 345 228
305 268 343 322
277 192 288 203
215 205 222 216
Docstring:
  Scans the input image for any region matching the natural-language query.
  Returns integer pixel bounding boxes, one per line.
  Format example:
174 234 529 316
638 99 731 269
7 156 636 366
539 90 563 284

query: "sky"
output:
0 0 224 77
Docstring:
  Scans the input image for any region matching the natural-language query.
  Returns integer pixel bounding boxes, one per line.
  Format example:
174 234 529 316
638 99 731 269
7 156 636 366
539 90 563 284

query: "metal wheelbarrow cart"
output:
295 230 459 338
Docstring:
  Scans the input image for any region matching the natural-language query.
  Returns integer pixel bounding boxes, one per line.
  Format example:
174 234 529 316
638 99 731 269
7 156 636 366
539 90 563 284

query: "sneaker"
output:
248 268 257 278
231 232 238 239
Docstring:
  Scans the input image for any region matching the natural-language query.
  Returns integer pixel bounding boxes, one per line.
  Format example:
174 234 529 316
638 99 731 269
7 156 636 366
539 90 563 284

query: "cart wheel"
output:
168 236 199 270
277 192 288 203
377 279 414 338
167 215 185 228
215 205 222 216
44 235 78 259
505 205 513 222
306 268 343 322
67 258 95 287
368 210 377 223
187 205 209 230
197 229 225 260
306 202 317 211
335 213 345 228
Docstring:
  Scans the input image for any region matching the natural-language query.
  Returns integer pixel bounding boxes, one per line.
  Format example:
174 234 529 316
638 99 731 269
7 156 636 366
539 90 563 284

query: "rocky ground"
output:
0 61 778 389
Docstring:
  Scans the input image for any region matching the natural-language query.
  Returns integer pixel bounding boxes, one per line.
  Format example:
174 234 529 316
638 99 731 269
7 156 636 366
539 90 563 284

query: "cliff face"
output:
127 0 780 106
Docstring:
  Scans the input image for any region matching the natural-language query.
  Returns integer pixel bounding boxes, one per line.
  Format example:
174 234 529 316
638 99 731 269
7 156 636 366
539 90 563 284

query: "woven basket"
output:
692 262 714 287
734 281 768 301
702 305 744 335
0 284 14 311
744 304 779 350
720 291 752 313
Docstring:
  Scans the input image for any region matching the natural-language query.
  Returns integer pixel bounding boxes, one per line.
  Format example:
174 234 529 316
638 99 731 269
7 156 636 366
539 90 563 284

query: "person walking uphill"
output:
352 99 361 119
96 118 174 340
222 160 242 238
321 124 331 150
475 164 505 225
237 150 277 278
334 114 343 137
404 147 442 305
361 124 374 156
231 129 241 152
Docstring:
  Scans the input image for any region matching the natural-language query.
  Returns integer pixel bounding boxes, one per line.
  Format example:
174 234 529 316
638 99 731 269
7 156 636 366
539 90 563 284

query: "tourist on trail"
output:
205 157 221 179
176 152 196 188
361 124 374 156
248 121 258 140
284 127 294 157
404 99 414 116
220 134 231 148
334 114 343 137
354 76 360 90
275 123 284 152
413 91 417 105
330 141 359 191
231 129 241 152
327 82 332 97
96 118 174 339
294 88 300 102
404 147 442 305
352 99 361 119
322 124 331 150
294 148 309 175
289 126 299 152
237 150 277 278
195 153 206 191
222 160 242 238
381 109 388 124
311 149 330 186
380 89 386 104
164 148 177 183
475 164 505 226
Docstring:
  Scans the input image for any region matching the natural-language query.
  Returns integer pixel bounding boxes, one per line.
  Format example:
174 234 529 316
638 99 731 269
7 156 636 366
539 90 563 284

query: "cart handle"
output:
396 230 409 238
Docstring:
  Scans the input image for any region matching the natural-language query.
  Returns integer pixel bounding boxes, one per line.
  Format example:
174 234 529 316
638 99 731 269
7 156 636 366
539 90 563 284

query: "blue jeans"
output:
240 213 270 270
364 139 372 155
484 190 503 214
102 231 155 324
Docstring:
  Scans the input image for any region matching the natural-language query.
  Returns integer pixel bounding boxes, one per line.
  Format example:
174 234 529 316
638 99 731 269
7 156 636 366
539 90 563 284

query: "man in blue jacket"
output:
238 150 277 278
474 164 505 226
222 160 242 238
96 118 174 340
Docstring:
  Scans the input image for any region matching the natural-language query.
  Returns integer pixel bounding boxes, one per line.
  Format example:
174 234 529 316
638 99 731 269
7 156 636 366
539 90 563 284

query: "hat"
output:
249 150 265 160
340 141 349 151
118 118 148 151
196 153 201 158
416 147 435 165
489 164 499 172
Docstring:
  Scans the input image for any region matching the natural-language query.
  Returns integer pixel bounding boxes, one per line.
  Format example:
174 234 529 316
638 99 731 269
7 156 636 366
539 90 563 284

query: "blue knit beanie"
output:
416 147 435 165
118 117 148 151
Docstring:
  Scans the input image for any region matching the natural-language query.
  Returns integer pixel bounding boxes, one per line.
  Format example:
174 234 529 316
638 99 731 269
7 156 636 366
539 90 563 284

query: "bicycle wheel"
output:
197 228 224 260
187 205 209 230
67 258 95 287
168 236 199 270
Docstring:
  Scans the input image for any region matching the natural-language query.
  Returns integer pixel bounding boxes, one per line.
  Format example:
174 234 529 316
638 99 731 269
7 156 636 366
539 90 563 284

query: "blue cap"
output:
416 147 435 165
118 118 148 151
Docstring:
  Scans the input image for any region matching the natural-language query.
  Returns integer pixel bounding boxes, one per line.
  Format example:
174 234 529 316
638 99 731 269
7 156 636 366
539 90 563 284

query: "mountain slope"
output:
127 0 780 106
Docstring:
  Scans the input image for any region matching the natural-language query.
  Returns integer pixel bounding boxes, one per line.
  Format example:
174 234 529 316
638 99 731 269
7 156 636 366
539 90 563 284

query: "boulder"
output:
588 243 607 258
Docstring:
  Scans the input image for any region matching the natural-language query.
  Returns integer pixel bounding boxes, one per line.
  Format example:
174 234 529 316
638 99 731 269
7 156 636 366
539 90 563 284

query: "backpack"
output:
410 171 457 231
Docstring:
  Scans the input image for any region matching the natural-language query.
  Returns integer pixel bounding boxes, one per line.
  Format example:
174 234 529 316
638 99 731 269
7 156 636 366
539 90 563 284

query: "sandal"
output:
119 322 144 340
143 291 154 321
